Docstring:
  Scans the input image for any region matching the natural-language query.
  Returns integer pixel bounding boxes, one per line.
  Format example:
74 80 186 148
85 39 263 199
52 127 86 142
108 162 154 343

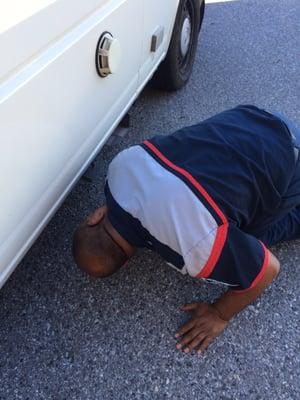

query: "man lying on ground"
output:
73 105 300 355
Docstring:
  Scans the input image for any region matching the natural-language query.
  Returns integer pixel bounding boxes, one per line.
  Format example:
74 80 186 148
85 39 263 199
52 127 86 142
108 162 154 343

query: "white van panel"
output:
139 0 179 83
0 0 111 80
0 0 143 286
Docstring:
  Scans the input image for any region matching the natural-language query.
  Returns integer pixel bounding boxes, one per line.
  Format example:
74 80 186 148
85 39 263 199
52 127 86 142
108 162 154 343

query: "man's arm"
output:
213 250 280 320
175 249 280 354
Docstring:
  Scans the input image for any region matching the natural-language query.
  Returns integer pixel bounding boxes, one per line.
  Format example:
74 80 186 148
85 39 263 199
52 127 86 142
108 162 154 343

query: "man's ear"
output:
86 206 108 226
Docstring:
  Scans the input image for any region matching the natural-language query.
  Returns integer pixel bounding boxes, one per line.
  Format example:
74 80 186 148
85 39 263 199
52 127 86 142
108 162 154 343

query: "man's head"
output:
72 206 131 278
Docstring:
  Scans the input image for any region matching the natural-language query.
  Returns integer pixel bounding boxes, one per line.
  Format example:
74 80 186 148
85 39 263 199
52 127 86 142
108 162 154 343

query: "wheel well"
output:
198 0 205 30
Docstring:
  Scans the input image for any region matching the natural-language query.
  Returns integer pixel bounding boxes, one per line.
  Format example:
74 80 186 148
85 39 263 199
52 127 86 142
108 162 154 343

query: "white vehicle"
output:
0 0 205 288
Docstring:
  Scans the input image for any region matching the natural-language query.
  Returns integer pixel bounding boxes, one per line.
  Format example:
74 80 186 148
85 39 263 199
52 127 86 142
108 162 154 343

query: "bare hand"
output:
175 302 228 354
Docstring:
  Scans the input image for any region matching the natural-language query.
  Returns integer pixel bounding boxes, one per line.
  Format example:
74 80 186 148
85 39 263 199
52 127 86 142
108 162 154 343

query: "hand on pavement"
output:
175 302 228 355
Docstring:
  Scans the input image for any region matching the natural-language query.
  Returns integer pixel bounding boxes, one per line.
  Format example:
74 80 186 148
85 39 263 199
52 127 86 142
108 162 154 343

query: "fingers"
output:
177 331 212 355
180 303 200 311
175 319 195 339
181 332 207 354
197 337 212 354
176 325 212 354
176 302 221 355
176 327 199 351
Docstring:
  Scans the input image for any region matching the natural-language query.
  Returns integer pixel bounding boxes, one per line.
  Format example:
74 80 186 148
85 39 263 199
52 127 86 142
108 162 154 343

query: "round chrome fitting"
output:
96 32 121 77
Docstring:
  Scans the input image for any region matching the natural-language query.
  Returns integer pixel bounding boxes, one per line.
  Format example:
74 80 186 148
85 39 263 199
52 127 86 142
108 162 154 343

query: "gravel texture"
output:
0 0 299 399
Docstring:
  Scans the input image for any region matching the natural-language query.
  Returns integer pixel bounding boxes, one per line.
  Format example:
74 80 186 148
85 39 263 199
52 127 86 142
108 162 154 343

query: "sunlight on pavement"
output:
206 0 237 3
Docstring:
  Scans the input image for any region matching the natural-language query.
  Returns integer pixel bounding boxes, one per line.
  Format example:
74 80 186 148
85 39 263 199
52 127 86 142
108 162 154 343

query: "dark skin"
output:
86 205 136 260
175 252 279 354
85 206 280 355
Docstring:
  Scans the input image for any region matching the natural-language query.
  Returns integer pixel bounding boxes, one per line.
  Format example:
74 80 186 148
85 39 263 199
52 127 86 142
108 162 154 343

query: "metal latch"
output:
151 27 164 52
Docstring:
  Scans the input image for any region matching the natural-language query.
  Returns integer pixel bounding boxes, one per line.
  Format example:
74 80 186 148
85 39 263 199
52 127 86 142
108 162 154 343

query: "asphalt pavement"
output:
1 0 299 399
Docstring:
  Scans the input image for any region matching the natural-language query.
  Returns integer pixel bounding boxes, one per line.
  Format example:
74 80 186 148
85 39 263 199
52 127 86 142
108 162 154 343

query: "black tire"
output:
151 0 204 91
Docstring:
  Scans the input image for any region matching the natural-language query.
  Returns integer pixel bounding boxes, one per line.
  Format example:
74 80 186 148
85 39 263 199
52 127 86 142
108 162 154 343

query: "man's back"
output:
105 105 296 289
145 105 295 232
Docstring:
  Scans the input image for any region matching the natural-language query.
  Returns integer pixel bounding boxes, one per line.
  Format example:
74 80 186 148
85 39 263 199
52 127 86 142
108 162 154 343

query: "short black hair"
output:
72 222 127 277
